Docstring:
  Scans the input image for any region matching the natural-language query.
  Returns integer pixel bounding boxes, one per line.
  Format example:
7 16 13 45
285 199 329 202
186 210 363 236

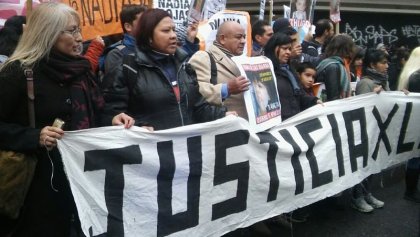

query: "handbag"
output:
0 68 38 219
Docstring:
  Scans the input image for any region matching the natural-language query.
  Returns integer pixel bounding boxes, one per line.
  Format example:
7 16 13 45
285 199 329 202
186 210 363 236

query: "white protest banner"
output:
58 92 420 237
197 10 251 56
232 56 281 132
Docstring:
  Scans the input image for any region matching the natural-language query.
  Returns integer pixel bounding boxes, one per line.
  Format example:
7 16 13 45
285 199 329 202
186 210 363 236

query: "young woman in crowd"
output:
350 49 390 213
101 8 233 131
397 46 420 203
316 34 356 101
0 3 132 236
264 32 319 121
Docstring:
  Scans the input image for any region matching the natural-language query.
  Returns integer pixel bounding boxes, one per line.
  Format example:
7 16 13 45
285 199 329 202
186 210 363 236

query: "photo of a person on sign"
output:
291 0 307 21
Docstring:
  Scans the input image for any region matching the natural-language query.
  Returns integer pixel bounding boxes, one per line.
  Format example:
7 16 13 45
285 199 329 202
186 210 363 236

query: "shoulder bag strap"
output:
206 51 218 85
24 68 35 128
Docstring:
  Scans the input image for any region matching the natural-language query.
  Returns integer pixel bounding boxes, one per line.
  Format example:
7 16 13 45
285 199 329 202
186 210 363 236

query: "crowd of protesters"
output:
0 2 418 237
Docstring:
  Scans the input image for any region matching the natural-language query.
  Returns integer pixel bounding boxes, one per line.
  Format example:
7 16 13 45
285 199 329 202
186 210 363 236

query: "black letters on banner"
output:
343 108 368 172
279 129 304 195
157 137 202 237
327 114 345 177
257 132 279 202
372 104 399 160
397 102 415 154
296 118 333 189
84 145 143 237
212 130 250 221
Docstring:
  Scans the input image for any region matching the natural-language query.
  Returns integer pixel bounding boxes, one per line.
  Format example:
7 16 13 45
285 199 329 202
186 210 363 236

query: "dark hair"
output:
0 27 20 56
280 26 297 36
120 4 147 33
135 9 172 51
4 15 26 35
352 46 365 61
363 49 389 72
296 62 316 74
252 20 269 41
273 18 295 34
314 19 333 38
264 33 292 69
0 16 26 56
325 34 355 59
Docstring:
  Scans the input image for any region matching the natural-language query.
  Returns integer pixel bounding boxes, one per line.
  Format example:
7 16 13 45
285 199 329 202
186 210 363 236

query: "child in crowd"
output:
296 62 316 96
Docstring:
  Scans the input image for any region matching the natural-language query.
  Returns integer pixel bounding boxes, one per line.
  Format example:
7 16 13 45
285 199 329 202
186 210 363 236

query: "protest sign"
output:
62 0 148 40
258 0 266 20
330 0 341 23
153 0 189 29
232 56 282 132
288 0 316 43
197 10 251 56
58 92 420 237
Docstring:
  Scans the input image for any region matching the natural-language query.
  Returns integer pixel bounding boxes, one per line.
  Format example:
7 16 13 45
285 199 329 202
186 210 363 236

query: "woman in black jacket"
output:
264 32 319 121
0 3 132 236
102 9 231 130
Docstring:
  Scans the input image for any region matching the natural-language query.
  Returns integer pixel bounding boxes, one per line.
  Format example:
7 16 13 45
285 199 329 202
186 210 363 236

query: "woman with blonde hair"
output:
397 46 420 203
0 3 132 236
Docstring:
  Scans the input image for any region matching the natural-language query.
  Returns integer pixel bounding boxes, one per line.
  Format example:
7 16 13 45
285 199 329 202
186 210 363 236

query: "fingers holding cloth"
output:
40 126 64 149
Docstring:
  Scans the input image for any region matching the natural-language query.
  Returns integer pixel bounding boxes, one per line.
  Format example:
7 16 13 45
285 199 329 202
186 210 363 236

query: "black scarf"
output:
365 67 389 90
40 50 104 130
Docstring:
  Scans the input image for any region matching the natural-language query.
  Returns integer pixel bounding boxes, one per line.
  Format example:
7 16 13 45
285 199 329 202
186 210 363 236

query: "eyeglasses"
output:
61 27 81 37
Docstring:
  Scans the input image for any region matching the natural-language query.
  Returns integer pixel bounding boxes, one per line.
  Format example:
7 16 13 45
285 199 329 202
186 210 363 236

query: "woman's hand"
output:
226 111 238 117
316 99 324 106
141 126 154 132
112 113 135 128
39 126 64 149
401 89 410 95
373 85 383 94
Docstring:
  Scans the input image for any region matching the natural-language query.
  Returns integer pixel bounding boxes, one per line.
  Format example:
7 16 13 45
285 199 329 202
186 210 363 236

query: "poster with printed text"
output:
232 56 281 132
153 0 190 30
197 10 252 56
289 0 316 43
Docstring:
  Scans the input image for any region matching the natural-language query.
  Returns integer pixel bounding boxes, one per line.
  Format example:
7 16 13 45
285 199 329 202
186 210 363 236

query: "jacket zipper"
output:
139 60 187 126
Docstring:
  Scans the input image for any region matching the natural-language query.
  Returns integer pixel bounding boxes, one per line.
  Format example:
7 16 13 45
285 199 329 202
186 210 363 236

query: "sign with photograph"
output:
330 0 341 23
232 56 281 132
288 0 316 43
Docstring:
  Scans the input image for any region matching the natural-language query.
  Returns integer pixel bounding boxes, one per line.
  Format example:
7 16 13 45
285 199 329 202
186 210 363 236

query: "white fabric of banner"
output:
58 92 420 237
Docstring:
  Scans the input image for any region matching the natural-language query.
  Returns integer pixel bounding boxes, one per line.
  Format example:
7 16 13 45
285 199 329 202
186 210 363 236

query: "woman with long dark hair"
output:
264 32 319 121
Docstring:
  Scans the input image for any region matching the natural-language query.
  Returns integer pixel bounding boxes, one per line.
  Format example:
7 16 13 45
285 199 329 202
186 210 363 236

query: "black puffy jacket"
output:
101 48 227 130
275 68 318 121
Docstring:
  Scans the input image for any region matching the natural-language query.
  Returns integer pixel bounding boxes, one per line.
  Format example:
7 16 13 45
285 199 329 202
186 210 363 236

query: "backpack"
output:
97 41 130 84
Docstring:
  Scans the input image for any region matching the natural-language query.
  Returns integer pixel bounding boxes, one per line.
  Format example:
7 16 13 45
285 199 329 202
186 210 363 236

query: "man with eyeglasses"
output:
189 21 250 120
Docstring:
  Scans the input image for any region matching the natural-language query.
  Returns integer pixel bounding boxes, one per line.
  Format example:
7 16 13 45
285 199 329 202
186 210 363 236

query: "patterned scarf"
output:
280 64 301 95
40 50 104 130
213 41 234 58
